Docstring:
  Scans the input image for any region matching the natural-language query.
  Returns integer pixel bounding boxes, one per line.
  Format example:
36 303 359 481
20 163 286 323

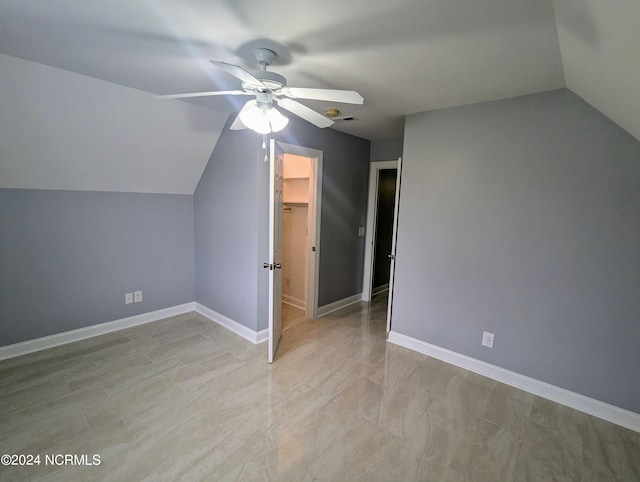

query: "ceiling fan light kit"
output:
157 48 363 135
239 99 289 135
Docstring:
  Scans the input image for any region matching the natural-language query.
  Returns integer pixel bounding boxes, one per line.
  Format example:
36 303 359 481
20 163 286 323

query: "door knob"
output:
388 254 396 260
263 263 271 269
274 263 282 269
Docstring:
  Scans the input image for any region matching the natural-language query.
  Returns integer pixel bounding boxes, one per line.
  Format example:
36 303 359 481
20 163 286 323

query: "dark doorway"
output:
372 168 397 293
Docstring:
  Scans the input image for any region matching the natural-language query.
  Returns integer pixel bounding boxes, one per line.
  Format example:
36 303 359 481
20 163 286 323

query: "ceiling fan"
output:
156 48 364 134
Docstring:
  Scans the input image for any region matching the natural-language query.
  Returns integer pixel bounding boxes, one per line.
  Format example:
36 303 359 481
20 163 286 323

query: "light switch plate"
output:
358 226 365 237
134 291 143 303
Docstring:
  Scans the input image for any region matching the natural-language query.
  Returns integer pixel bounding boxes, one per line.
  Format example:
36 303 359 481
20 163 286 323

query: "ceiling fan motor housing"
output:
244 70 287 92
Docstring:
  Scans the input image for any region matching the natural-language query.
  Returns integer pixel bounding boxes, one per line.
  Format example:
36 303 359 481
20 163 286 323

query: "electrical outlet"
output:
134 290 143 303
358 226 365 237
125 292 133 304
482 331 494 348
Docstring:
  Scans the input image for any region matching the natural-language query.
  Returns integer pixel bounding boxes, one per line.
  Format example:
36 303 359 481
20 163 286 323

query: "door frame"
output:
386 157 403 333
275 141 323 320
362 160 399 302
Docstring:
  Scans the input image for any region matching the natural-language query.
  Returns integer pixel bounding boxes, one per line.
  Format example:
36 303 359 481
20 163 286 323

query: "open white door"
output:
268 140 284 363
386 157 402 333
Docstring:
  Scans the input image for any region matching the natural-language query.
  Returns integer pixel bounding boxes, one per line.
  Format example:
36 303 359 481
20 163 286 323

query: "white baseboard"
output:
388 331 640 433
0 301 269 361
282 294 305 310
0 303 195 361
194 302 267 345
255 328 269 344
317 293 363 318
372 284 389 296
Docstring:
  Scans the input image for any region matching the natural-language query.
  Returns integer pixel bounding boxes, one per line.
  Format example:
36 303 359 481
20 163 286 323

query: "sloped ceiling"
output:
553 0 640 141
0 54 228 194
0 1 637 193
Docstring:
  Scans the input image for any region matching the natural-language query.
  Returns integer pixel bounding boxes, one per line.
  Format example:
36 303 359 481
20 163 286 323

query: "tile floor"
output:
1 295 638 481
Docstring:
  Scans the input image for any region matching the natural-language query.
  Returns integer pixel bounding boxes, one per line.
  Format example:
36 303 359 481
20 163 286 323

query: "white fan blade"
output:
230 100 256 130
210 60 265 87
230 115 247 130
277 98 334 128
155 90 250 100
281 87 364 105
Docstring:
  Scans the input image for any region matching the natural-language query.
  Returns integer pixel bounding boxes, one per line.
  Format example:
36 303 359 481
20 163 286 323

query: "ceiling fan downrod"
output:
254 48 277 71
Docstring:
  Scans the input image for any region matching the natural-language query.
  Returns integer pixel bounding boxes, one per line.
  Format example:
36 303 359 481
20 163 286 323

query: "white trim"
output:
386 157 403 334
282 294 306 310
388 331 640 433
307 151 322 320
194 302 267 345
0 303 195 361
317 293 363 318
256 328 269 344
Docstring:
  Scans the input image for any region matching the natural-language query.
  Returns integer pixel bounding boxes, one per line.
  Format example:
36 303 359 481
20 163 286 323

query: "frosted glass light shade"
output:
268 108 289 132
239 102 289 134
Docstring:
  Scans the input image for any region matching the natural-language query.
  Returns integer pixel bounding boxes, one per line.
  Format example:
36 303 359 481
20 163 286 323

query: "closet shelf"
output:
283 177 310 181
283 201 308 206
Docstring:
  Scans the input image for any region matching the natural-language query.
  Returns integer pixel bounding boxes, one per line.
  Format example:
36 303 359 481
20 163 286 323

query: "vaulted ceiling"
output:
0 0 638 193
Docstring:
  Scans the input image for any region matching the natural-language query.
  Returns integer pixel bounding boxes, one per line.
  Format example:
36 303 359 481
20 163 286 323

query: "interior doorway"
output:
371 168 397 296
362 158 402 332
268 142 322 362
363 160 399 301
270 142 322 309
281 153 313 314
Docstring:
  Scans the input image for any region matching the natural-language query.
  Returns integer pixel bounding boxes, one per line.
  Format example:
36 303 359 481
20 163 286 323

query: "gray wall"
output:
195 115 370 332
394 89 640 413
270 118 371 313
0 189 195 347
193 117 262 331
370 137 404 162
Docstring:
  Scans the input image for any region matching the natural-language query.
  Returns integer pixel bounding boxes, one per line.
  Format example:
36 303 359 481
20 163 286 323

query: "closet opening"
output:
274 143 322 328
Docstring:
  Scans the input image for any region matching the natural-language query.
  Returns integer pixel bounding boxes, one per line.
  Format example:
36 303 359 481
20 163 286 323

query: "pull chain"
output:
263 134 268 162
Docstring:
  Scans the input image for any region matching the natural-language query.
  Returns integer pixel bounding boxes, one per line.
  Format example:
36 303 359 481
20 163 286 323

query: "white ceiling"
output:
0 1 637 142
0 0 573 141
